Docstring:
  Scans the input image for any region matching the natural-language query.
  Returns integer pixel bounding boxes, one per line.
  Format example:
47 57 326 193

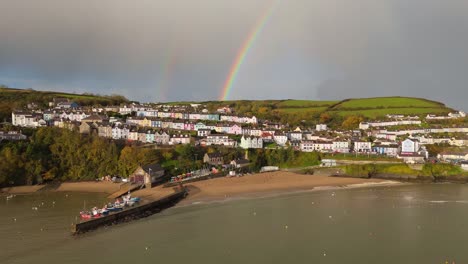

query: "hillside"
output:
326 97 452 118
0 87 457 128
192 97 455 127
0 86 128 121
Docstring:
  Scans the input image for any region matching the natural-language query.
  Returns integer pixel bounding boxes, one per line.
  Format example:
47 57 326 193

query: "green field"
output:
276 100 338 108
331 97 445 110
277 106 328 113
332 107 452 118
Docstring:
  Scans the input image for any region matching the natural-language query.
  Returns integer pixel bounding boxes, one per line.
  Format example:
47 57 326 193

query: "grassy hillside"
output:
1 87 455 128
328 97 452 118
192 97 454 127
331 97 444 109
0 86 128 122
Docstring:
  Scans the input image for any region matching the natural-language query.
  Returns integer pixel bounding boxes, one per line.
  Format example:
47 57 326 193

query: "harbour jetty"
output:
72 187 187 235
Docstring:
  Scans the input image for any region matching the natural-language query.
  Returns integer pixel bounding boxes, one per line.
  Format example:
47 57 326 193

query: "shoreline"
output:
1 181 124 195
178 178 404 206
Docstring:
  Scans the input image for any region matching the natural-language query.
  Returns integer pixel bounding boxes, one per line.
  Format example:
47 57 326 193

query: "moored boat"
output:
80 211 92 219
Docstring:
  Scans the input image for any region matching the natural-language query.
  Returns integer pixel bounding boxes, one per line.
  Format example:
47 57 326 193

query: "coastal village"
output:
6 97 468 183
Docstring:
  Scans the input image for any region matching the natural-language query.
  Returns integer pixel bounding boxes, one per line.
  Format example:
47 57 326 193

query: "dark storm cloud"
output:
0 0 467 110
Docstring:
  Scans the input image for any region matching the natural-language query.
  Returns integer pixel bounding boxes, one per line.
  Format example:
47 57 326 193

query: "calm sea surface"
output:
2 184 468 264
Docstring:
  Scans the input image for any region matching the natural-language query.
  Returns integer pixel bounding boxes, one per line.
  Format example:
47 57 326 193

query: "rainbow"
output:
157 47 177 102
219 0 280 101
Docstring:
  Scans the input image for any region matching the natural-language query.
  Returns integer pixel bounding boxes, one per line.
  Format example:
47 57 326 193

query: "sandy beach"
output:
179 171 400 205
2 172 401 203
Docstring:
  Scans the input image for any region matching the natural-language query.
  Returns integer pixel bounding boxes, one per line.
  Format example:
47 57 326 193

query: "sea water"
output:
2 184 468 263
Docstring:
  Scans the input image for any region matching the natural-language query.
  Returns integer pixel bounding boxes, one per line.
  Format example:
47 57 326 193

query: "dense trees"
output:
0 128 136 186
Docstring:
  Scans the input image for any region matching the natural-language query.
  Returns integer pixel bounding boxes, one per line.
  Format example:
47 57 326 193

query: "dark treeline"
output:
0 127 155 186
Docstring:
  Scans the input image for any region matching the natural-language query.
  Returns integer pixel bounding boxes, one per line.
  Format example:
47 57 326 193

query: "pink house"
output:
184 122 195 131
229 124 242 135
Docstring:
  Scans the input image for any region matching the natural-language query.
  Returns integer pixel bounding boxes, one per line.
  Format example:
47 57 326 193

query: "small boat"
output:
130 197 141 202
114 201 125 209
99 208 109 215
91 207 102 218
80 211 92 219
106 206 123 212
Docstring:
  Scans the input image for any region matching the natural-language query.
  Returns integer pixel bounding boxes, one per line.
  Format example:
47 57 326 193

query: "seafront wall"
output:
72 188 187 234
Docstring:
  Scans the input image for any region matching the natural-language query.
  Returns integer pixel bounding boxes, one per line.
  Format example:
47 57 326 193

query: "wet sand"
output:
55 182 123 194
1 185 45 194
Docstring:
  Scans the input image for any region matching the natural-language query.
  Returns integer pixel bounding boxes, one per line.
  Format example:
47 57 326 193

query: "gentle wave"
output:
429 200 468 204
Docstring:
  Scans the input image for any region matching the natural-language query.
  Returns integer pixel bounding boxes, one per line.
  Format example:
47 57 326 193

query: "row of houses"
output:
426 111 466 120
359 120 422 130
132 112 257 124
80 122 191 145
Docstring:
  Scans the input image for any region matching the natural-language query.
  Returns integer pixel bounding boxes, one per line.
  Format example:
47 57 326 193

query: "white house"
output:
273 134 288 146
437 152 468 162
354 141 372 153
401 138 419 154
332 141 350 153
170 134 191 145
288 131 303 141
240 136 263 149
300 141 333 152
11 111 45 128
154 131 170 145
316 124 327 131
206 134 230 146
197 129 211 137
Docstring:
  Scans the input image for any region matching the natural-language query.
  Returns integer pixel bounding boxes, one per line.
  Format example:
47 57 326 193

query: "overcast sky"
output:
0 0 467 110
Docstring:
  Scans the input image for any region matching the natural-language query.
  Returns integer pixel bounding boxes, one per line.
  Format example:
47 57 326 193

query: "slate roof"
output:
141 163 164 174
